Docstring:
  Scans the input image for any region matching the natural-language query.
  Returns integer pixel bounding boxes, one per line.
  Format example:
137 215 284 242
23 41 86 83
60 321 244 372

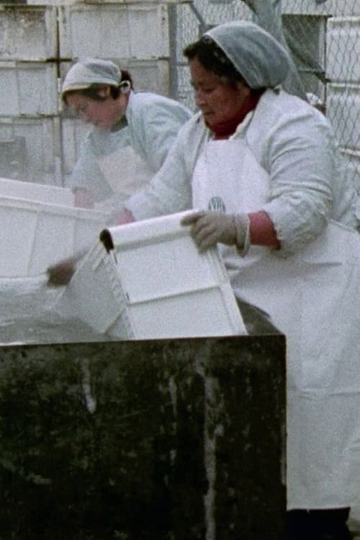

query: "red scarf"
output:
208 91 263 140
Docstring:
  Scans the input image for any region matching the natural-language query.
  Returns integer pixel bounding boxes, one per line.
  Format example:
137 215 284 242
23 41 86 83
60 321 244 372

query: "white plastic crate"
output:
58 4 169 60
0 137 26 180
0 61 58 117
326 17 360 82
56 212 247 340
0 6 57 61
0 177 74 206
282 0 360 16
120 59 170 95
0 196 107 277
341 148 360 194
0 116 61 182
326 83 360 149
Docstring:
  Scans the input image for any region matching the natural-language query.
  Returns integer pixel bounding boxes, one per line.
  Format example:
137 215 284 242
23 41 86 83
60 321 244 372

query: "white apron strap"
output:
191 138 271 269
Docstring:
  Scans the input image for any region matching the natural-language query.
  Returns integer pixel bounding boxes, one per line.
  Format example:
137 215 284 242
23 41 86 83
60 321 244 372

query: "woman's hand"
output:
182 210 280 252
115 208 135 225
46 251 86 286
74 188 94 208
181 211 248 251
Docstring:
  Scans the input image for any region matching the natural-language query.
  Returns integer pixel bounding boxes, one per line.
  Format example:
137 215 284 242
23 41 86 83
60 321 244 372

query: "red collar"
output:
208 91 263 140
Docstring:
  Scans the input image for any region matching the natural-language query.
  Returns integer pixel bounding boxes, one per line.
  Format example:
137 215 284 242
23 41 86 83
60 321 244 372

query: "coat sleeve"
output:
131 95 192 173
259 106 341 255
124 118 201 219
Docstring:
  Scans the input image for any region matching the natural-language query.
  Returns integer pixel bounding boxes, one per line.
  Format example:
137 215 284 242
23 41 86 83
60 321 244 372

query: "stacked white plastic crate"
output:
282 0 360 15
326 16 360 196
0 6 61 183
282 0 360 199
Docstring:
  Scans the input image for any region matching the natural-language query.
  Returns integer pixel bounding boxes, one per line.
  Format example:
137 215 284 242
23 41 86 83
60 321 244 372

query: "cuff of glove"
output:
234 213 251 257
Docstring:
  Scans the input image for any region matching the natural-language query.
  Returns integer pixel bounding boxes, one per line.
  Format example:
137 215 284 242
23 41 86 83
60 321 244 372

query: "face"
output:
66 88 127 131
189 58 251 128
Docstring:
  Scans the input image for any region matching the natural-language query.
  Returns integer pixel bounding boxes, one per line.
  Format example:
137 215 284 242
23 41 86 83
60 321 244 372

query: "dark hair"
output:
183 35 248 88
63 69 133 103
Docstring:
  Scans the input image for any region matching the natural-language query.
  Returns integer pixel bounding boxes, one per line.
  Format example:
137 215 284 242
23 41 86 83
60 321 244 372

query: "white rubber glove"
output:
181 211 250 253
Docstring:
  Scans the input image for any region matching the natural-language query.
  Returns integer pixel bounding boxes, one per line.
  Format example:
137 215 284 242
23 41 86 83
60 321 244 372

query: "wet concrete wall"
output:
0 336 286 539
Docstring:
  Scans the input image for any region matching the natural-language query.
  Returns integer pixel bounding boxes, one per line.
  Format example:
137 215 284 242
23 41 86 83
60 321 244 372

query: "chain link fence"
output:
170 0 360 193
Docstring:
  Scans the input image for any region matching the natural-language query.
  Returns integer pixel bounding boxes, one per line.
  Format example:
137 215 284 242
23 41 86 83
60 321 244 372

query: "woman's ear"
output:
119 81 131 94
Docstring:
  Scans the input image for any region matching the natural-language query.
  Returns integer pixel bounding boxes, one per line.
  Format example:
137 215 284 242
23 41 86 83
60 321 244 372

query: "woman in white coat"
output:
121 22 360 540
61 58 192 216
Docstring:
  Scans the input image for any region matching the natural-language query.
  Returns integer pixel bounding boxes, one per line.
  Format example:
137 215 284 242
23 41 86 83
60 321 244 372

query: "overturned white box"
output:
0 179 107 277
0 177 74 206
56 212 247 340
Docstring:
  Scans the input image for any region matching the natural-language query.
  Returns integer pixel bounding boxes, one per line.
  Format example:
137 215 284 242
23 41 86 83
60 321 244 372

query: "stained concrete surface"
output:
0 336 286 539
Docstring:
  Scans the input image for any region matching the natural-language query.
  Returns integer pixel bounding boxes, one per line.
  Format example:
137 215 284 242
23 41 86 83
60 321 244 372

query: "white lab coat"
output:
127 89 356 245
67 91 192 210
126 89 360 510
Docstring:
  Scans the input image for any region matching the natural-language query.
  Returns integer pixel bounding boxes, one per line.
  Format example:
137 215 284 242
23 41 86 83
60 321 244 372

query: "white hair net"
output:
62 59 122 96
205 21 291 89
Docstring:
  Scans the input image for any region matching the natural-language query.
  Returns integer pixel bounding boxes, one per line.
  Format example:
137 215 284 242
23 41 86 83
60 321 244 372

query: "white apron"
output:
96 144 151 214
192 138 360 510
